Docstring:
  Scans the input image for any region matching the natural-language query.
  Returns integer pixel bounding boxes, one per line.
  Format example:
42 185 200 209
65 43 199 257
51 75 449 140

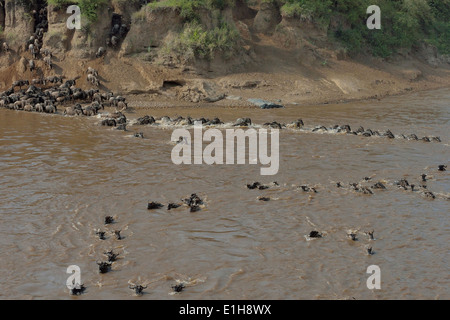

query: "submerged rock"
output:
247 98 284 109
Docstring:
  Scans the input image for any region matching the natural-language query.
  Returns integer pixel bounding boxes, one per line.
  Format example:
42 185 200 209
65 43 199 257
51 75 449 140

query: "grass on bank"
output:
147 0 236 23
146 0 449 57
47 0 108 23
160 21 240 61
279 0 450 57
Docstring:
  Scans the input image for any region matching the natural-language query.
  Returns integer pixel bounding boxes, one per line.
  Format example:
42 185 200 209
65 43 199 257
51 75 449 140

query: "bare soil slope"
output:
0 1 449 108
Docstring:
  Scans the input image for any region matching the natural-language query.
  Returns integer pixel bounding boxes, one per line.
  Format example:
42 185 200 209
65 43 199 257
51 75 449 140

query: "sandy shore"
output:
1 43 449 110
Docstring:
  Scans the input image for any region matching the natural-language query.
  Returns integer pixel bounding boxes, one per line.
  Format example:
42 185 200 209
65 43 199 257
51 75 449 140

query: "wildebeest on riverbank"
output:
0 78 128 117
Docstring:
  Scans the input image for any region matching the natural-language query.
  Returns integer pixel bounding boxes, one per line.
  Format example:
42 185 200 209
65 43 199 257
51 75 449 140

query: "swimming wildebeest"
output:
104 216 115 224
147 202 164 210
128 281 148 296
70 284 86 296
96 230 106 240
104 250 119 262
172 283 185 293
114 230 123 240
97 261 112 274
308 231 322 239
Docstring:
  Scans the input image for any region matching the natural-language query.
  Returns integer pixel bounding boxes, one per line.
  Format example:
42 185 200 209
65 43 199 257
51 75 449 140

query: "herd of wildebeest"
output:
0 2 123 118
0 64 127 117
1 70 445 148
1 73 448 297
1 21 117 116
0 9 447 297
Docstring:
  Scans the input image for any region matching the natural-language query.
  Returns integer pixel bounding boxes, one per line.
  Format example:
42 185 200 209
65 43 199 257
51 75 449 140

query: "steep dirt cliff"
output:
3 0 35 47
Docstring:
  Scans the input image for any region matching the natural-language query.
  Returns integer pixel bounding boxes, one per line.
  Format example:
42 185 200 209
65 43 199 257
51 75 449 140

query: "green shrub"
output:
78 0 108 23
281 0 333 27
47 0 78 6
427 20 450 54
48 0 107 23
162 21 240 60
147 0 235 22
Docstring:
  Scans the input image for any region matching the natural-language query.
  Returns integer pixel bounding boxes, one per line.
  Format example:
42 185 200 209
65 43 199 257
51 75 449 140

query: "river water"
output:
0 88 448 300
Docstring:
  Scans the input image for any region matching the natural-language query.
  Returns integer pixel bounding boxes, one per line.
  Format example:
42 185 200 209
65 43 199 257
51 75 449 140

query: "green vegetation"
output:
280 0 332 27
161 21 240 60
146 0 449 58
47 0 76 7
276 0 450 57
132 9 147 23
47 0 108 23
78 0 108 23
147 0 236 23
38 0 450 59
426 0 450 54
146 0 240 60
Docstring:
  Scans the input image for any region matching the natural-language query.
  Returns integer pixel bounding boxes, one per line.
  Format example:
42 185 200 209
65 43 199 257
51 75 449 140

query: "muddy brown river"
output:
0 88 448 300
